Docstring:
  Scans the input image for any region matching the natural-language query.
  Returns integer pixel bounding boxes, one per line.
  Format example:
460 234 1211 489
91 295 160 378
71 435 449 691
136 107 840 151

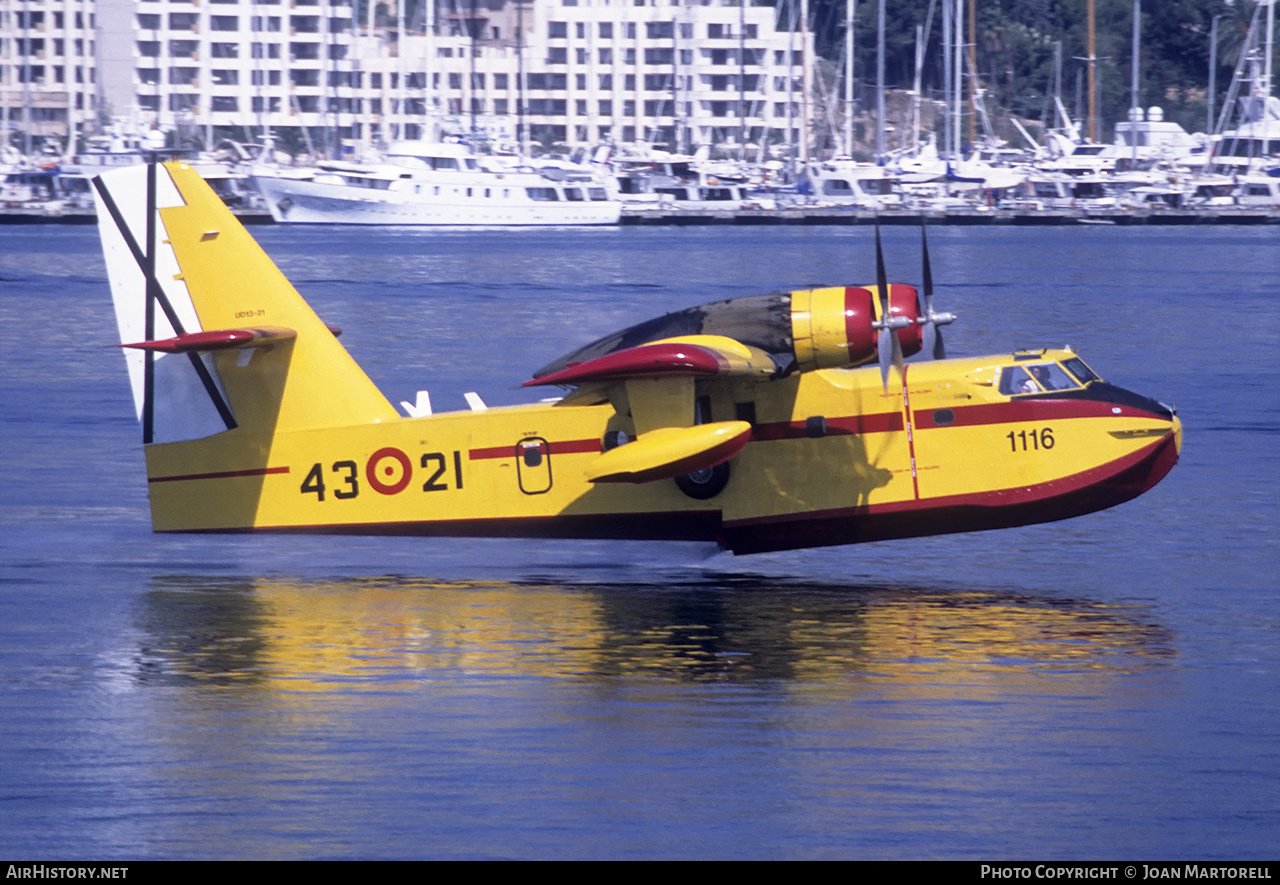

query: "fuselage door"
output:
516 436 552 495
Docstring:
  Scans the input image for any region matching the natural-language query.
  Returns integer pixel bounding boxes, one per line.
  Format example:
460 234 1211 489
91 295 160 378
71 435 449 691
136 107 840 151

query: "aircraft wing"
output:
522 280 943 487
523 334 770 485
522 334 778 388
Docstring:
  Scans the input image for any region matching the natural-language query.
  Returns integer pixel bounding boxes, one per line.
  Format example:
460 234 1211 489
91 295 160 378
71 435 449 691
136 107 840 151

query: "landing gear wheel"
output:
675 462 731 500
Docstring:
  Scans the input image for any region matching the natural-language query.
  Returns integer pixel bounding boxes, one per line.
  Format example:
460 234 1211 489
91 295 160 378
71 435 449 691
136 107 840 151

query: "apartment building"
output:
441 0 814 153
0 0 99 151
3 0 815 156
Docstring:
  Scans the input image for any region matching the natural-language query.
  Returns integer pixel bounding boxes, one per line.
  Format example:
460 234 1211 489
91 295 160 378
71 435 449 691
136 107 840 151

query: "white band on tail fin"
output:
93 163 236 444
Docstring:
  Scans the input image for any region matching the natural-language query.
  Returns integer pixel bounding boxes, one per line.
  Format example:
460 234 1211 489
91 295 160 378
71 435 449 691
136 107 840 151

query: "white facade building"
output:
4 0 815 157
0 0 99 151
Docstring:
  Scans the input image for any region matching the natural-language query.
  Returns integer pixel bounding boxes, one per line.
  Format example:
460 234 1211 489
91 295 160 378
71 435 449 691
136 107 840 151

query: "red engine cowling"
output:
790 285 921 372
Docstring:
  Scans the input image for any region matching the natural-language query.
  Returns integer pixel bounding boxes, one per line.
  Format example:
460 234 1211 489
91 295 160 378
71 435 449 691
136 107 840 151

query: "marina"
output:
617 204 1280 226
1 222 1276 859
2 0 1279 862
4 178 1279 226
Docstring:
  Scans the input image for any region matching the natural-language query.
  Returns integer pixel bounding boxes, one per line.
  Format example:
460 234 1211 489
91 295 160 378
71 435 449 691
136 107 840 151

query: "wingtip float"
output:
92 162 1181 555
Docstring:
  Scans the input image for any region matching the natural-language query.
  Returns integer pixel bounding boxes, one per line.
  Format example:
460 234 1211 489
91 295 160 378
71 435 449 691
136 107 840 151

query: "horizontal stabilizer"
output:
120 325 297 353
585 420 752 484
526 335 774 388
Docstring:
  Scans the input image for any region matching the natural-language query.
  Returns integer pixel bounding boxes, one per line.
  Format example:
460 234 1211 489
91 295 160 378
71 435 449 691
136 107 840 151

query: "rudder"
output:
92 161 398 447
93 162 400 532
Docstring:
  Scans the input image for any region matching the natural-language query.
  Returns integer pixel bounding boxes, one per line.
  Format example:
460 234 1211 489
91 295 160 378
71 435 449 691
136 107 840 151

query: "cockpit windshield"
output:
1062 357 1100 385
998 362 1087 396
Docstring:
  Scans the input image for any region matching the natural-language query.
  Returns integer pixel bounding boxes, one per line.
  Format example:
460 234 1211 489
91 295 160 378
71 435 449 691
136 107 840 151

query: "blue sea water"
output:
1 222 1277 859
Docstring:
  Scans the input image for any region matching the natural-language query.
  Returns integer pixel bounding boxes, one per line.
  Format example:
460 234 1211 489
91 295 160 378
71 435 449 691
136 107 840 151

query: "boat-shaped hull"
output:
252 171 621 226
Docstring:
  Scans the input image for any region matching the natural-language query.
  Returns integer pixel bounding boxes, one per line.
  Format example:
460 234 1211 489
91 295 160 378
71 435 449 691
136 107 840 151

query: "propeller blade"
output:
875 217 889 298
918 213 952 360
878 325 894 389
874 219 904 389
920 214 934 310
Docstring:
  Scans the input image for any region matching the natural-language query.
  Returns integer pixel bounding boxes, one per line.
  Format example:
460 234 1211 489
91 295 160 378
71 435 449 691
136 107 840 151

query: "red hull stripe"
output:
753 398 1164 442
752 411 903 441
915 397 1167 429
149 465 291 483
721 432 1179 554
470 438 602 461
728 433 1173 529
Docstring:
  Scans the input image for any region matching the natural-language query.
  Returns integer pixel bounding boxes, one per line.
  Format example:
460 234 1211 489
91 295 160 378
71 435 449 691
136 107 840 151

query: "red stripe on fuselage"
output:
469 438 602 461
751 410 904 441
914 397 1167 430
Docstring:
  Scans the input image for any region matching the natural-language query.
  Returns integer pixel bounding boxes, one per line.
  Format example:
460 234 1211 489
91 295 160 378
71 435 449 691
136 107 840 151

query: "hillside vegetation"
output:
800 0 1263 147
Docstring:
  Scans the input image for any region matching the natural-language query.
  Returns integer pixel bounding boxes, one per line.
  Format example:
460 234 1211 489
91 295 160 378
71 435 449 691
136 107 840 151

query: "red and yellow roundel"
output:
366 447 412 495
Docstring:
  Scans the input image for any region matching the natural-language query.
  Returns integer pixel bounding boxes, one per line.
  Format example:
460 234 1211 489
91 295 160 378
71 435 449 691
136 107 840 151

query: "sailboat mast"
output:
942 0 951 156
911 24 922 152
1266 0 1275 96
468 0 478 140
739 0 746 157
875 0 884 161
517 0 527 156
785 0 795 174
844 0 853 157
802 0 811 167
967 0 976 147
1087 0 1097 142
952 0 962 157
1130 0 1140 164
397 0 406 141
425 0 436 142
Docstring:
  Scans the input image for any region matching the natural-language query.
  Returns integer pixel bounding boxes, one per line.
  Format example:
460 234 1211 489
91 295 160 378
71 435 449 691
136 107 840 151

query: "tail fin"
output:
93 161 398 447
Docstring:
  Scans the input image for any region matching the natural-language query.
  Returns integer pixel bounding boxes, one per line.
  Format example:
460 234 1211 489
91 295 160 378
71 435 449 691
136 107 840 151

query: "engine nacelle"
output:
790 285 922 372
532 285 926 382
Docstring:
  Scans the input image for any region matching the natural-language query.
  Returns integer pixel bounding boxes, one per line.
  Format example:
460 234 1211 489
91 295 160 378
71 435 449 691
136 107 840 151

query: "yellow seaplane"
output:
91 163 1181 555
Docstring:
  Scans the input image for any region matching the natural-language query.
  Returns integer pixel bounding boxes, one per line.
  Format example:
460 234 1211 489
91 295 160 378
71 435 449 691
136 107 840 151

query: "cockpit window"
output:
1062 357 1100 385
999 366 1039 395
999 362 1082 396
1026 362 1078 391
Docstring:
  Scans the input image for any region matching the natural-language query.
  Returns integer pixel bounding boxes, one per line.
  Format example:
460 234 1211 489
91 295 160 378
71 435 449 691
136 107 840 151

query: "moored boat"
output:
250 141 621 226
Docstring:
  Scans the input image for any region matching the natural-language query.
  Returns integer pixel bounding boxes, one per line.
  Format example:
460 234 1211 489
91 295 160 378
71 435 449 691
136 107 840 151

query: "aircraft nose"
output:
1171 413 1183 457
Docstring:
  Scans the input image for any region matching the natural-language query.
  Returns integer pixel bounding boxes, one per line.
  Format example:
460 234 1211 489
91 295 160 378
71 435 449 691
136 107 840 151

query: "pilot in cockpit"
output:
1000 362 1081 396
1029 365 1054 390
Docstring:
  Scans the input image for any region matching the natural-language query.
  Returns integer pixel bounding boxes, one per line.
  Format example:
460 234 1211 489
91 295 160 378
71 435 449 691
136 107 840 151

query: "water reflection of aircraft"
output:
92 163 1180 554
135 577 1174 687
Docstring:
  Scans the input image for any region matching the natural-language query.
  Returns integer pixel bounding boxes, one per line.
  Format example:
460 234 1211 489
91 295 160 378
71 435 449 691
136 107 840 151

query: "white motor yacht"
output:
251 141 621 225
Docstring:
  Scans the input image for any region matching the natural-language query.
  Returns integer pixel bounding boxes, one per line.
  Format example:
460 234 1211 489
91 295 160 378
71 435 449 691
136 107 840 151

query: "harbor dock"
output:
620 205 1280 226
4 204 1277 226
